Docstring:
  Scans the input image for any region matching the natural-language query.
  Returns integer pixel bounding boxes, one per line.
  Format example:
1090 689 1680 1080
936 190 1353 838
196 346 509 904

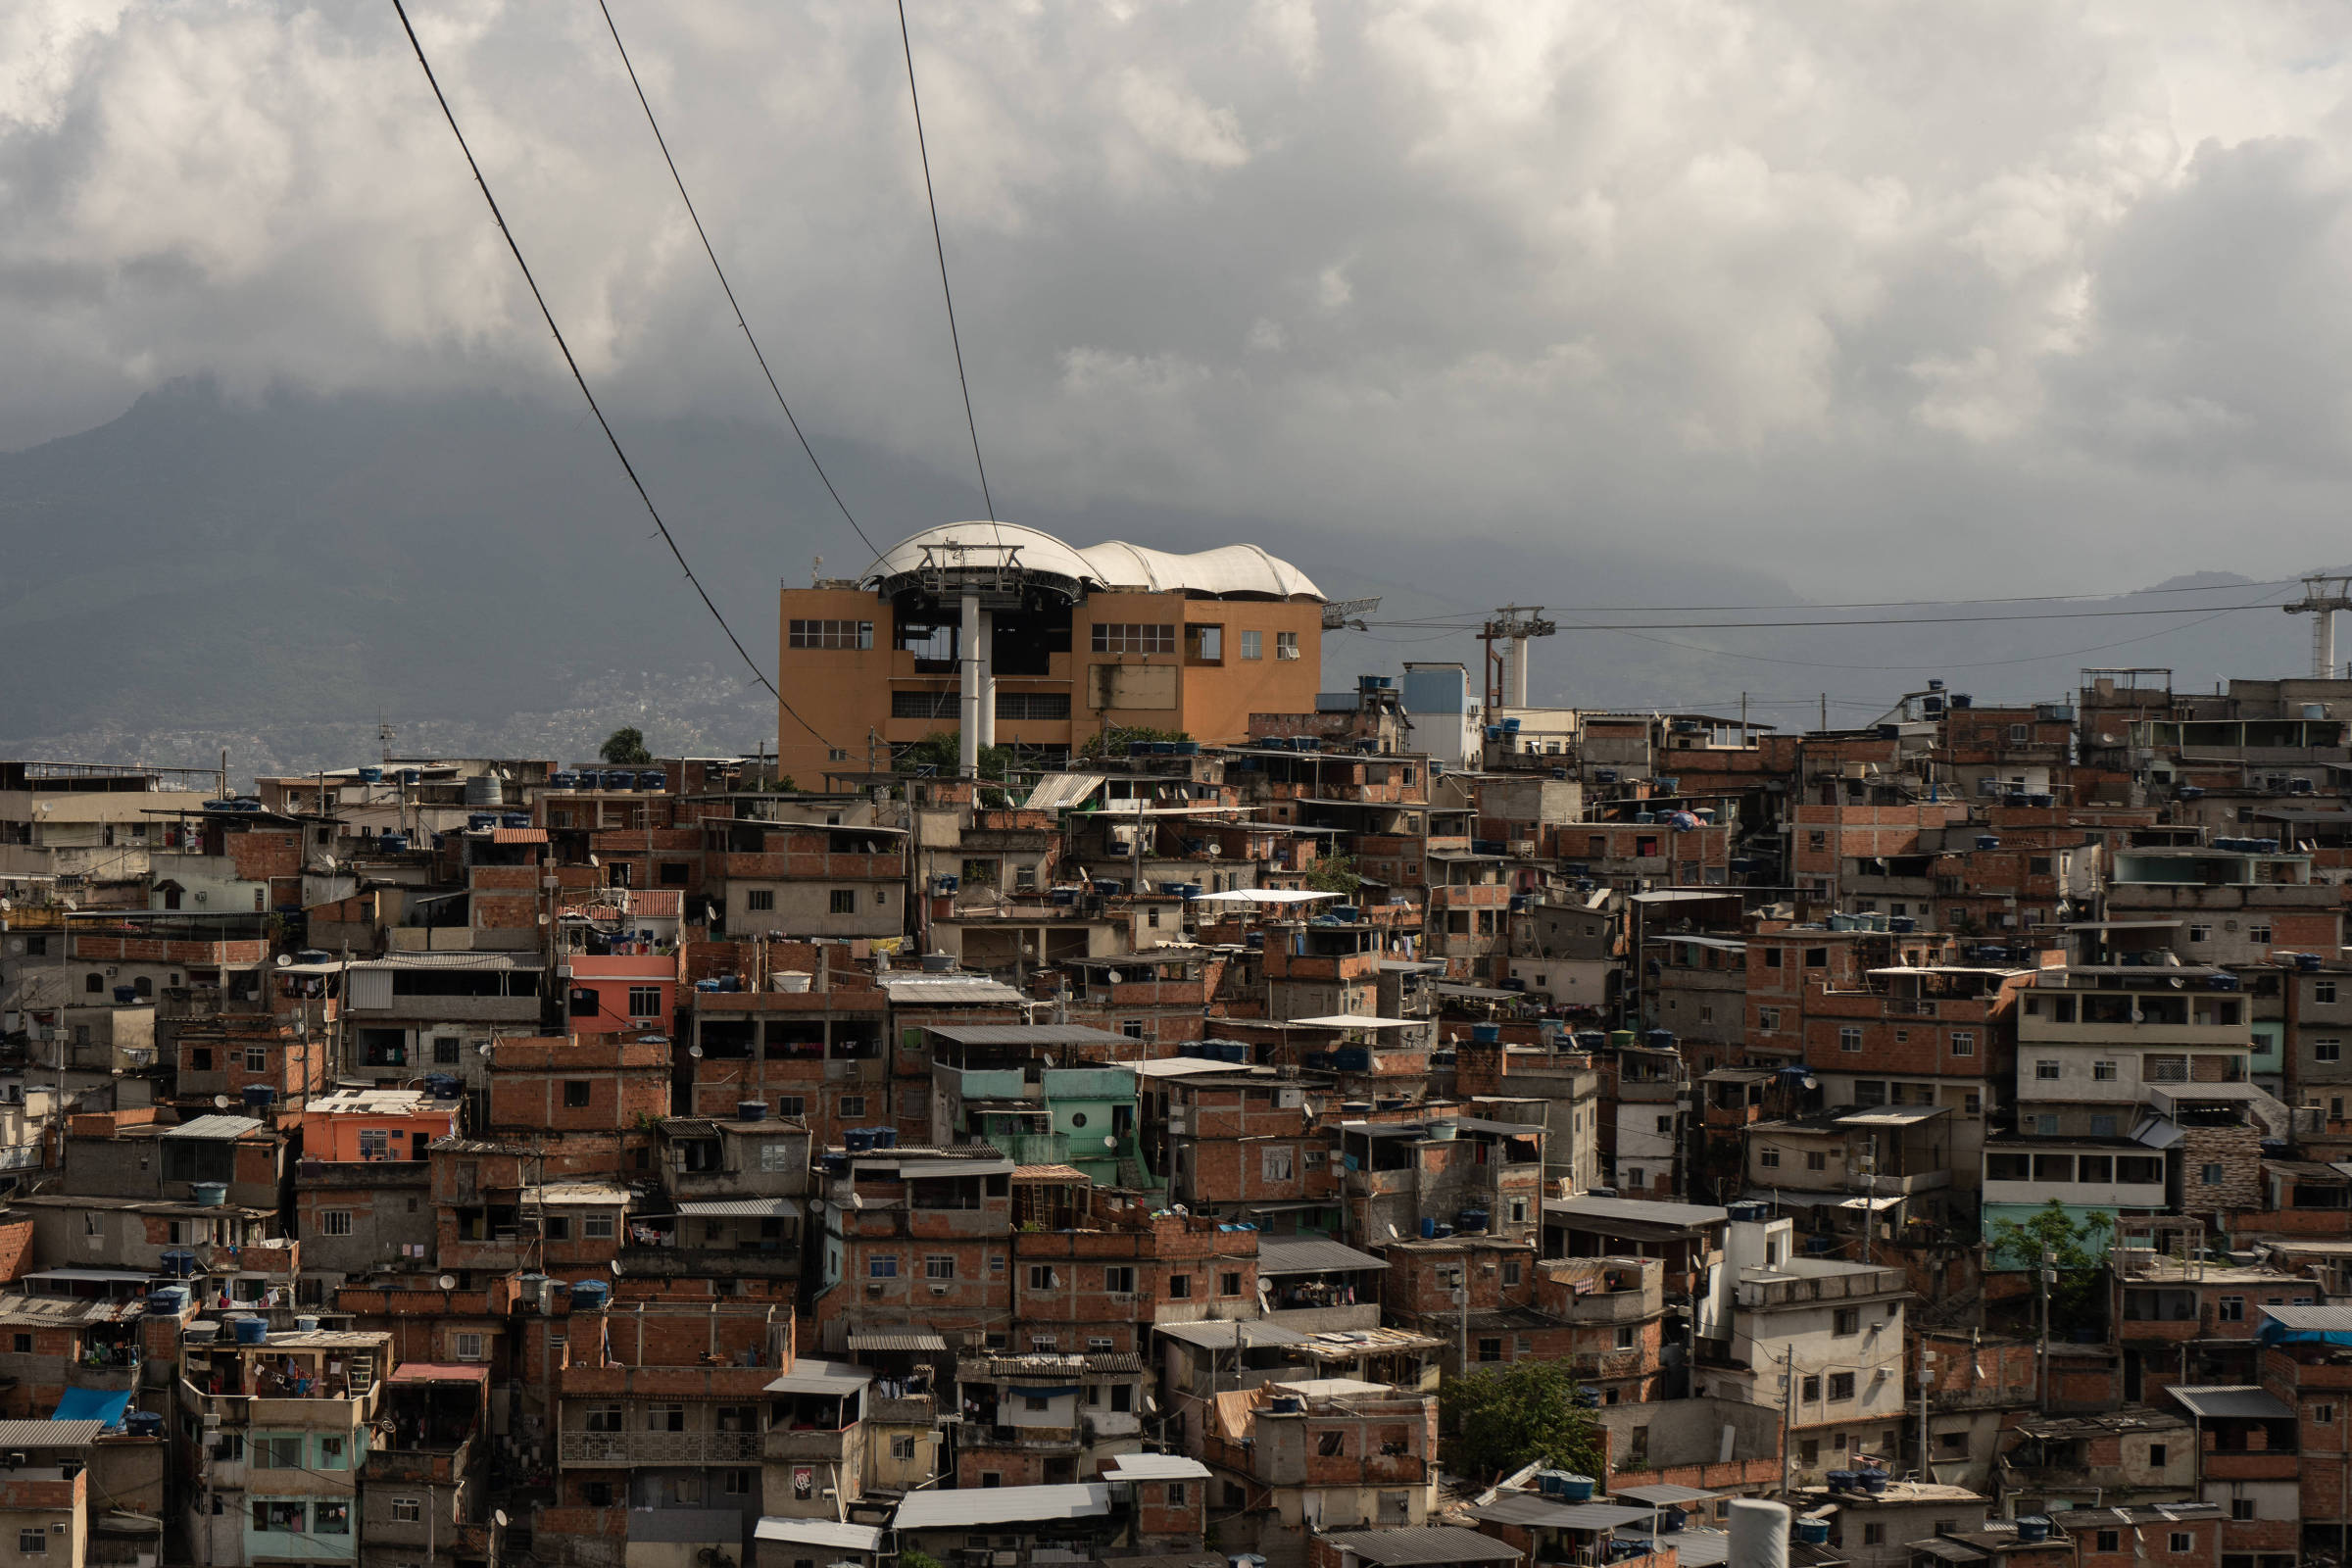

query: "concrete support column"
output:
1511 636 1533 709
977 610 997 750
959 590 982 778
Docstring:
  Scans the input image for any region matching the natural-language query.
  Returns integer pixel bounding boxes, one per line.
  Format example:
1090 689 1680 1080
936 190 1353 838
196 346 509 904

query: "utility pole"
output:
1779 1345 1794 1497
1917 1347 1933 1483
1447 1263 1470 1376
2037 1246 2055 1415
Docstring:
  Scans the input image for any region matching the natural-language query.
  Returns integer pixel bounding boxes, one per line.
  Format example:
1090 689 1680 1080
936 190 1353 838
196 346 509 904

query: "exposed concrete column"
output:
959 590 982 778
977 610 997 750
1511 636 1532 709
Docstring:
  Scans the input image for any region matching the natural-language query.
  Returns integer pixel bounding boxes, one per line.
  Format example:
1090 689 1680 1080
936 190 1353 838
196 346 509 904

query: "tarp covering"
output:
52 1388 128 1427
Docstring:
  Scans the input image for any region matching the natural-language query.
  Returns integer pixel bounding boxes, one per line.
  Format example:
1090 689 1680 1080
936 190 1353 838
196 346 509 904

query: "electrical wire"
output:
595 0 885 573
896 0 1000 536
1366 601 2278 632
1376 577 2302 617
388 0 837 749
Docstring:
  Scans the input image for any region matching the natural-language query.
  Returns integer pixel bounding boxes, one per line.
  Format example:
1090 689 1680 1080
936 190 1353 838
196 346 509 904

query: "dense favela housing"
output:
11 524 2352 1568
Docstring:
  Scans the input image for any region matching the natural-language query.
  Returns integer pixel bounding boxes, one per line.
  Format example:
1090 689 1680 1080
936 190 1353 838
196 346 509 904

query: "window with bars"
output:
892 689 960 720
997 690 1071 721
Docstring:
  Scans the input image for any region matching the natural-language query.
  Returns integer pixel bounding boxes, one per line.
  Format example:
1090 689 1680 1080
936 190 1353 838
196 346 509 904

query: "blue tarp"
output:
51 1388 128 1427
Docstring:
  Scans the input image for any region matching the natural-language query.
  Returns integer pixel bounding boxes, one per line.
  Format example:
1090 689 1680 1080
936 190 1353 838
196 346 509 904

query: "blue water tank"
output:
1420 1217 1437 1239
232 1316 269 1346
159 1250 198 1277
123 1409 165 1438
1471 1024 1501 1045
571 1280 610 1310
1559 1474 1595 1501
1179 1042 1204 1058
378 833 410 853
1456 1208 1489 1232
845 1129 875 1153
2016 1517 2050 1544
639 770 667 791
1795 1521 1832 1545
145 1286 189 1314
358 766 384 783
112 985 137 1004
870 1127 898 1150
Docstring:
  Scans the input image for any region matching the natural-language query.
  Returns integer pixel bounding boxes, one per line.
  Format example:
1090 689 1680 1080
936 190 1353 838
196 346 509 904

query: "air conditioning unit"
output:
930 1285 949 1297
865 1282 885 1298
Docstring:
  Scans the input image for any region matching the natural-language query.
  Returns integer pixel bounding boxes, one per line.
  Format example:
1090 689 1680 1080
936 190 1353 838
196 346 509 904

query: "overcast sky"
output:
6 1 2352 598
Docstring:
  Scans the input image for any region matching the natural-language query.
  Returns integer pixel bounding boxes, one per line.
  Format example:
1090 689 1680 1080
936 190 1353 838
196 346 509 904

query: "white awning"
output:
1188 889 1343 904
1286 1014 1419 1029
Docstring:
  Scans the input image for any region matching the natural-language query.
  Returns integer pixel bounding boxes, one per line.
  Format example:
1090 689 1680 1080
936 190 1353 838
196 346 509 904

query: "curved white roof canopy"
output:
862 522 1321 602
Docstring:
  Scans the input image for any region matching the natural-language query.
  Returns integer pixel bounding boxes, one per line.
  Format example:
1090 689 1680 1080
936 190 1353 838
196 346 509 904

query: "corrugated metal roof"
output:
1287 1014 1419 1029
350 952 542 970
1471 1495 1653 1532
1614 1485 1725 1506
2168 1385 2294 1420
1023 773 1107 812
1625 1531 1727 1567
931 1023 1136 1046
1100 1453 1211 1482
1152 1320 1308 1349
894 1482 1111 1529
1320 1526 1524 1565
765 1359 872 1395
1544 1195 1728 1232
673 1198 799 1218
2258 1303 2352 1332
162 1114 266 1141
880 976 1025 1005
0 1420 104 1448
754 1518 883 1552
1835 1105 1951 1128
490 826 549 844
845 1330 948 1352
1255 1234 1391 1276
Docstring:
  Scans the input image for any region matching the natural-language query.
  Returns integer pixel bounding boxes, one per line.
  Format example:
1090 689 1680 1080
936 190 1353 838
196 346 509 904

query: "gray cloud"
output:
4 0 2352 598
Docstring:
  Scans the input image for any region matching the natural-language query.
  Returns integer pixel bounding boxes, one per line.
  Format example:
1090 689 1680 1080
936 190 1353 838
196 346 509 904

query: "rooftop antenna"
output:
811 554 823 588
2282 575 2352 679
377 716 396 765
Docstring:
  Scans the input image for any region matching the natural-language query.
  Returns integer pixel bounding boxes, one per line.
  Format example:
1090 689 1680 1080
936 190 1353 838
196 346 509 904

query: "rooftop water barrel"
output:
467 813 497 831
1267 1396 1302 1413
358 766 383 783
1471 1023 1501 1044
159 1250 198 1277
1594 768 1617 782
772 972 811 994
736 1100 767 1122
550 772 578 790
1335 1048 1371 1071
1501 717 1522 733
639 770 668 790
112 985 137 1004
1420 1217 1437 1239
571 1280 610 1310
1878 724 1902 741
1889 916 1916 933
242 1085 277 1109
1456 1208 1489 1231
190 1183 228 1207
2016 1518 2050 1544
378 834 409 853
1559 1474 1595 1501
845 1129 875 1152
1857 1470 1887 1494
1977 836 2000 850
1175 740 1201 756
1179 1042 1204 1058
1826 1469 1857 1492
1608 1030 1637 1050
398 768 423 784
2300 953 2324 971
464 775 502 807
1342 1102 1374 1114
232 1316 269 1346
1795 1521 1832 1545
1662 1507 1689 1533
1645 1029 1675 1050
295 1314 321 1333
123 1410 165 1438
870 1127 899 1150
145 1286 189 1314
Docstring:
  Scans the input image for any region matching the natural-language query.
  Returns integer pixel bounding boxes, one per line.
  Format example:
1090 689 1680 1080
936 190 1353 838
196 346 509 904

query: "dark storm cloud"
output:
5 1 2352 595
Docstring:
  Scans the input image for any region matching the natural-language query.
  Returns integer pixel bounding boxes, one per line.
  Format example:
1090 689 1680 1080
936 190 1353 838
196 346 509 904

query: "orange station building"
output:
774 522 1328 785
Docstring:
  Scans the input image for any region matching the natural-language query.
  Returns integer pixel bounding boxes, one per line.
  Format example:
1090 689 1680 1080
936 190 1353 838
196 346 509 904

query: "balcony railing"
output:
559 1430 762 1465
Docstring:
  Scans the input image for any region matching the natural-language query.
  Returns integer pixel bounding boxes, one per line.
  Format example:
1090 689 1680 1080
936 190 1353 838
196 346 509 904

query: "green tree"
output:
1438 1361 1605 1484
902 1551 944 1568
598 726 652 764
1302 852 1362 897
893 731 1010 780
1985 1200 2114 1337
1079 724 1192 760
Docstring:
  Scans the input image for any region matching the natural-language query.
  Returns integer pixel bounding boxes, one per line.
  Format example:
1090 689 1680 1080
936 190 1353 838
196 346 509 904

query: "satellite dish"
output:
437 1274 457 1291
1106 971 1123 985
688 1045 704 1059
494 1510 509 1529
275 955 292 968
1387 1223 1400 1239
213 1095 230 1110
808 1199 826 1215
1103 1135 1117 1149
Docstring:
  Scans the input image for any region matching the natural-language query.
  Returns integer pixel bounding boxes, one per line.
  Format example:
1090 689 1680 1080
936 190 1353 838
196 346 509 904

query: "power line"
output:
388 0 836 749
1365 601 2276 632
896 0 999 534
596 0 886 572
1374 577 2301 617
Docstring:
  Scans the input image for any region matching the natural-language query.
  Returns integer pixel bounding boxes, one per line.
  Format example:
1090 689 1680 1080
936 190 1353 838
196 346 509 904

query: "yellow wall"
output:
774 587 1323 782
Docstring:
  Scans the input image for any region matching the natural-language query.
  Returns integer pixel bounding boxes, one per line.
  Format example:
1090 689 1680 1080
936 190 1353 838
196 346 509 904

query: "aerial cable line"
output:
1363 602 2278 632
896 0 1001 538
1370 578 2301 617
595 0 886 572
387 0 837 748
